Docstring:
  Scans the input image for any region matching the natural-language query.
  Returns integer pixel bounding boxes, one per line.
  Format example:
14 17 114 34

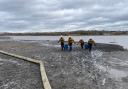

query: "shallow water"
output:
95 64 128 80
10 36 128 49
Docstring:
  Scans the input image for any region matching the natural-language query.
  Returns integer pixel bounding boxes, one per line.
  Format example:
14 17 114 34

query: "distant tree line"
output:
0 30 128 36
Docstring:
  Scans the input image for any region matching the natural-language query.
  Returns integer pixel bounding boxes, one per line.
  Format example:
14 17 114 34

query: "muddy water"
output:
91 50 128 89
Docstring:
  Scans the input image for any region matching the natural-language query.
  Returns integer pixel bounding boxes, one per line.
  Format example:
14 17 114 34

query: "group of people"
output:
58 36 95 52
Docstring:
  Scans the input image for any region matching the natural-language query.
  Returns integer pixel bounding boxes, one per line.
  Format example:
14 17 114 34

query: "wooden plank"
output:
40 61 52 89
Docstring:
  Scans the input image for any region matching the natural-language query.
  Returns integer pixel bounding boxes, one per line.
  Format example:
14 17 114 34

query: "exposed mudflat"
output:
0 53 43 89
0 40 127 89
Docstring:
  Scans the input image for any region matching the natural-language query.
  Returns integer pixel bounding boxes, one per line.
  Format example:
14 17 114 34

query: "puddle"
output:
91 51 128 81
109 68 128 80
95 64 128 81
109 57 128 66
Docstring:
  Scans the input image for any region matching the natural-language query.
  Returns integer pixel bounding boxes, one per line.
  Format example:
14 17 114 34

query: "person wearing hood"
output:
68 36 74 51
58 36 65 50
79 39 84 49
88 38 95 52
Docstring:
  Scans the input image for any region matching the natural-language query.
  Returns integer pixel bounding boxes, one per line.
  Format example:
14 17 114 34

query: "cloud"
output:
0 0 128 32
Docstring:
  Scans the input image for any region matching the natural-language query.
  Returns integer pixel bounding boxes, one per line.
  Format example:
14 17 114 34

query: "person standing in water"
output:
68 36 74 51
79 39 84 49
58 36 65 51
88 38 95 52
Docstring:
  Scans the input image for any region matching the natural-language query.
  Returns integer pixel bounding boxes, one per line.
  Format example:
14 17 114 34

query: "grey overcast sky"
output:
0 0 128 32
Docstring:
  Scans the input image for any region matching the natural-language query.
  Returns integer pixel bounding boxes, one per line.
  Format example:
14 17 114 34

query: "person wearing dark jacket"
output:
88 39 95 52
68 37 74 51
58 36 65 50
79 39 84 49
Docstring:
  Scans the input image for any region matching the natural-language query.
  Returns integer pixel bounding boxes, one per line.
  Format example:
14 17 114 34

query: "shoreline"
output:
2 35 128 50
